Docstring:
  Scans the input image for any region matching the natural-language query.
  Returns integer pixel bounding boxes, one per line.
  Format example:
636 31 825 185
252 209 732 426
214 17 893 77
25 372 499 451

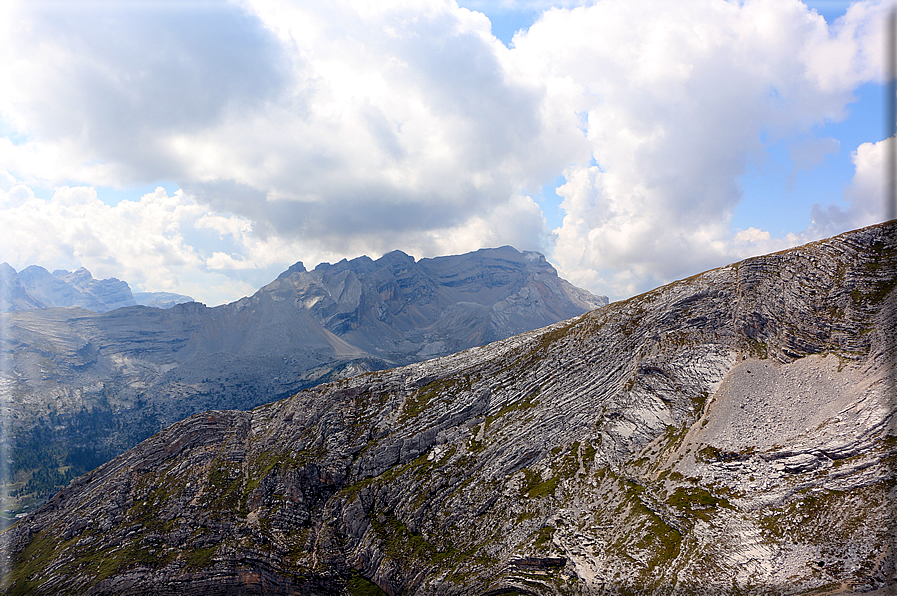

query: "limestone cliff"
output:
2 222 894 595
1 266 138 313
0 263 195 313
0 246 606 513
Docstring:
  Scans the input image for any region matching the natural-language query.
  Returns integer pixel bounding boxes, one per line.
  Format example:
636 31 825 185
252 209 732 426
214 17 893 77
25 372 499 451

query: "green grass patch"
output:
205 462 245 514
759 514 784 539
519 468 559 499
7 531 59 596
340 476 377 503
610 476 683 573
185 546 217 569
696 445 721 462
667 487 731 521
582 442 597 469
399 377 469 422
744 338 769 359
347 570 388 596
533 526 555 549
8 526 180 596
245 450 283 494
530 323 574 355
850 276 897 307
467 436 485 453
370 511 437 562
692 391 709 414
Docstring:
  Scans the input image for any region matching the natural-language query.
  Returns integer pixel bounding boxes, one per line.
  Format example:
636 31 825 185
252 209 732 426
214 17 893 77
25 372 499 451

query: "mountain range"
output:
0 246 607 511
2 221 894 595
0 264 194 312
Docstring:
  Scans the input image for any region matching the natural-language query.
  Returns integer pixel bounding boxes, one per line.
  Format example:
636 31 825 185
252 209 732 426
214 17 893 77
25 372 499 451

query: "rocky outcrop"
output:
1 265 138 312
3 221 894 595
0 263 45 312
132 292 194 309
50 268 137 312
0 265 195 313
252 246 605 361
0 247 606 513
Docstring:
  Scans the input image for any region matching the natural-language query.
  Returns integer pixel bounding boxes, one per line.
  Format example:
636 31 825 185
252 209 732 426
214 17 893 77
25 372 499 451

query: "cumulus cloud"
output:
187 0 559 250
0 181 323 305
0 0 289 186
808 136 890 236
0 0 891 302
2 0 560 260
517 0 889 298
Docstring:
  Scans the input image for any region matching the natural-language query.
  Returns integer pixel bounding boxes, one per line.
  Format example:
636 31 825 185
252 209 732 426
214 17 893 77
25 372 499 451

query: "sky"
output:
0 0 892 305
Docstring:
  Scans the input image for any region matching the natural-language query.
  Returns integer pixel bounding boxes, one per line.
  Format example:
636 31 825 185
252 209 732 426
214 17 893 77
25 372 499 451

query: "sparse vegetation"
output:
533 526 555 549
347 570 388 596
485 391 540 427
519 468 559 498
745 338 769 359
400 376 470 422
6 223 895 595
185 546 217 569
667 486 731 521
696 444 721 462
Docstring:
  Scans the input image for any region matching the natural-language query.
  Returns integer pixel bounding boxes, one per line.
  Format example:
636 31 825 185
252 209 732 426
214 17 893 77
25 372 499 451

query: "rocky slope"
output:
3 222 893 595
0 247 606 509
0 264 193 313
131 293 197 310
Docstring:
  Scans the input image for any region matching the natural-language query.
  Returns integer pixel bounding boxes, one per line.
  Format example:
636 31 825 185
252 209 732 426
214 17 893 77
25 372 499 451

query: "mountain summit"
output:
0 246 606 511
251 246 606 361
4 222 894 595
0 264 193 312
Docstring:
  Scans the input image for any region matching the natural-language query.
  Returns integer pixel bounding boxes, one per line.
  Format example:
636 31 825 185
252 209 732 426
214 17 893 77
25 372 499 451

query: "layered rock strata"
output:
2 222 895 595
0 247 606 511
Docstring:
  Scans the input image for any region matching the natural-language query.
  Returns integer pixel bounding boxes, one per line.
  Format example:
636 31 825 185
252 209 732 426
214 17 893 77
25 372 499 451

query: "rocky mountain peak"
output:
0 265 193 313
4 222 894 595
251 246 608 359
55 266 95 285
276 261 307 279
0 246 606 527
379 249 415 264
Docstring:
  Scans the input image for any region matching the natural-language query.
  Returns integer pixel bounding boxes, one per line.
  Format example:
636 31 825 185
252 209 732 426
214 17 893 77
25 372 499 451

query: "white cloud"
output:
733 227 773 245
0 182 295 304
0 0 891 303
808 136 890 236
387 192 550 259
0 169 14 192
513 0 889 298
0 0 289 186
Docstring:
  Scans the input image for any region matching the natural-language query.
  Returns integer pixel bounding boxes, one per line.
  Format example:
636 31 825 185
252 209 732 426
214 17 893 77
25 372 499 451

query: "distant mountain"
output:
5 222 893 596
264 246 605 361
0 246 606 511
133 291 195 309
0 263 193 312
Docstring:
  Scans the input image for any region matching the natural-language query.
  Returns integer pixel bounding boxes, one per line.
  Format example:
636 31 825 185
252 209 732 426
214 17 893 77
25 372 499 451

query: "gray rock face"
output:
0 263 44 311
0 265 195 313
3 222 893 595
262 246 606 361
52 267 137 312
132 292 195 309
0 246 606 509
1 265 139 312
